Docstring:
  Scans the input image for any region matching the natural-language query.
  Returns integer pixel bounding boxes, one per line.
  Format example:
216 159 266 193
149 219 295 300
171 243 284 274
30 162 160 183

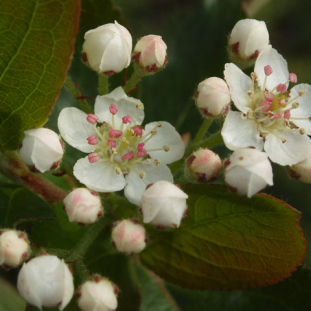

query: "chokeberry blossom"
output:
58 87 185 205
221 45 311 166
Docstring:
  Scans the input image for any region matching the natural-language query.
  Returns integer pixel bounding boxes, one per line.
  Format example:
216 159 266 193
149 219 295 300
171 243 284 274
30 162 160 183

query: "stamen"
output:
154 160 161 166
264 65 273 76
109 104 118 115
163 145 170 152
284 110 291 120
271 130 287 143
289 73 297 83
259 100 271 112
264 92 275 102
299 90 305 96
109 128 122 138
136 102 143 109
122 115 132 124
87 135 98 145
274 113 281 119
292 102 300 109
88 153 100 163
137 143 145 150
133 127 142 136
157 122 163 128
115 167 121 174
107 140 116 148
87 114 98 125
136 149 147 158
276 84 287 93
300 128 306 135
139 171 146 179
122 152 134 161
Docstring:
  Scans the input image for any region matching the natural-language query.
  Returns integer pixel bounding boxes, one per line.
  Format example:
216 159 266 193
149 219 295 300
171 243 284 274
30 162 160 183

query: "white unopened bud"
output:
185 148 222 182
82 21 132 75
19 128 64 173
141 180 188 228
195 77 230 117
289 154 311 183
63 188 103 225
228 19 269 68
132 35 167 73
111 219 147 254
0 230 30 268
224 148 273 197
77 276 118 311
17 255 74 310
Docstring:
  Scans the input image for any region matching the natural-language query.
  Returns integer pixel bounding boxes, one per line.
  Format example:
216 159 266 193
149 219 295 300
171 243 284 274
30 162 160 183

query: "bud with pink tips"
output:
111 219 147 254
288 154 311 183
141 180 188 228
0 230 30 268
19 128 64 173
224 148 273 197
185 148 222 182
228 19 269 69
195 77 231 118
77 275 118 311
17 255 74 310
63 188 103 225
132 35 167 73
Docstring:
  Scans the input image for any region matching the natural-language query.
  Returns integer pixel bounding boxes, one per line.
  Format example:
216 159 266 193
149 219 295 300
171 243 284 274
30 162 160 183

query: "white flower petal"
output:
114 21 132 66
124 163 173 206
143 121 185 164
255 46 289 90
58 107 95 153
224 63 252 113
105 86 128 101
221 111 264 151
289 84 311 134
264 131 311 166
73 157 126 192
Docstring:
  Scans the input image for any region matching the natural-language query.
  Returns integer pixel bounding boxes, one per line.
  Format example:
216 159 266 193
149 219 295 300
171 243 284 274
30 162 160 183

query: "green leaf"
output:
0 182 55 228
0 0 80 150
140 184 305 290
0 277 26 311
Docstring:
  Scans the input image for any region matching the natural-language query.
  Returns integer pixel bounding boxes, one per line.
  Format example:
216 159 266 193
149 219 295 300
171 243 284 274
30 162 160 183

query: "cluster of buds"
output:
63 188 103 225
141 180 188 228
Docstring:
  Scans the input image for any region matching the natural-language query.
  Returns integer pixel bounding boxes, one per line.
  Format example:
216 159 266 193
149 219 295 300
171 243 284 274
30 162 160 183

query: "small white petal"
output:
114 21 132 64
224 63 252 113
73 157 126 192
255 46 289 90
143 121 185 164
58 108 95 153
221 111 264 151
124 163 173 206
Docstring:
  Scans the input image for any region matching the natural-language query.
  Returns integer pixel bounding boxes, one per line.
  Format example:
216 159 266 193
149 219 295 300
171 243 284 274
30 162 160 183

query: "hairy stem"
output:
193 118 213 144
123 68 145 94
98 74 109 95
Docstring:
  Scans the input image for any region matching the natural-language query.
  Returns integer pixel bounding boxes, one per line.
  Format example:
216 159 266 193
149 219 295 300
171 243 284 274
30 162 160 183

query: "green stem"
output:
193 118 213 144
174 99 193 131
123 68 145 94
98 74 109 95
64 76 94 114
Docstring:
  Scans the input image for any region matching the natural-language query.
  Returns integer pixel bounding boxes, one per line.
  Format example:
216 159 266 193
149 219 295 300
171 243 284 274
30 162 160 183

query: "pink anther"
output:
274 113 281 119
264 65 273 76
122 115 132 124
88 139 98 145
109 128 122 138
289 73 297 83
133 127 143 136
122 152 134 161
137 143 145 151
276 84 287 93
264 92 275 102
87 135 97 141
87 114 98 125
88 152 100 163
109 104 118 115
259 100 271 112
284 110 291 120
137 149 147 158
114 130 122 138
107 140 116 148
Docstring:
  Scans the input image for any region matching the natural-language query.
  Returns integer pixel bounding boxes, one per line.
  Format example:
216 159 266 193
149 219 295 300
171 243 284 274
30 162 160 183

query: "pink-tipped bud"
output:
88 153 100 163
274 113 282 119
264 92 275 102
122 115 132 124
289 73 297 83
137 143 145 151
122 152 134 161
136 149 147 158
108 140 116 148
284 110 291 120
87 114 98 125
109 104 118 115
264 65 273 76
259 100 271 112
276 84 287 93
133 127 143 136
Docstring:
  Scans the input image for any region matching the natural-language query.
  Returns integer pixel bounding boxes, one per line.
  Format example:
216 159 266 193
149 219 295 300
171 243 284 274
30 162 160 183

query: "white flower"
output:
0 230 30 268
82 21 132 75
224 148 273 197
17 255 74 310
58 87 185 206
63 188 103 225
195 77 231 117
221 45 311 166
111 219 147 254
141 180 188 228
132 35 167 72
19 128 64 173
77 276 118 311
289 154 311 183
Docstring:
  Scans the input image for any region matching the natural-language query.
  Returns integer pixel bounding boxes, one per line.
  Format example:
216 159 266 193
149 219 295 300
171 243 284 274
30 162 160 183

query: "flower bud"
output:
132 35 167 73
0 230 30 268
185 148 222 182
111 219 147 254
63 188 103 225
228 19 269 69
82 21 132 75
288 154 311 183
19 128 64 173
17 255 74 310
224 148 273 197
77 276 118 311
141 180 188 228
195 77 230 117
